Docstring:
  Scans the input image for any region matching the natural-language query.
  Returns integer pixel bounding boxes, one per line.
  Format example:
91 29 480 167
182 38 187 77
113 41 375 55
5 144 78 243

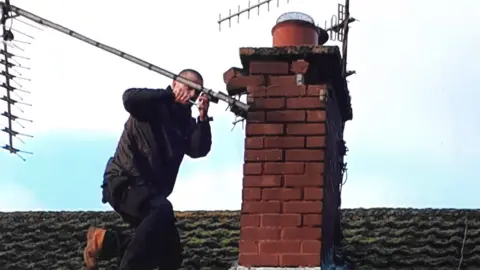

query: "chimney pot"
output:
272 12 329 47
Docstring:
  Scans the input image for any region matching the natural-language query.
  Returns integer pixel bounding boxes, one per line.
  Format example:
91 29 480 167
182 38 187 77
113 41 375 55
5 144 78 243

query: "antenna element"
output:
0 0 35 161
218 0 292 31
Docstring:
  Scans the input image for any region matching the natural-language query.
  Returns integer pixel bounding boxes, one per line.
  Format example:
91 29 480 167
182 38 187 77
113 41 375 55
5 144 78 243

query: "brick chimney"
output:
224 12 353 270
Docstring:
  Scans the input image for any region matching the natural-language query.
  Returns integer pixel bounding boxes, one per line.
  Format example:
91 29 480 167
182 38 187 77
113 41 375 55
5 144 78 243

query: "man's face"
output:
172 72 203 103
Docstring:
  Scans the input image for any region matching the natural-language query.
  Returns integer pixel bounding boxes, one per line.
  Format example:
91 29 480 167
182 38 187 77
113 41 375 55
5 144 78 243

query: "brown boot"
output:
83 227 106 269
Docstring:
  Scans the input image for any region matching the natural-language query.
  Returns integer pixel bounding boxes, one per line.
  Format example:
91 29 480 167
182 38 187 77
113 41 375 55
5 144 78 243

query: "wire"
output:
457 214 468 270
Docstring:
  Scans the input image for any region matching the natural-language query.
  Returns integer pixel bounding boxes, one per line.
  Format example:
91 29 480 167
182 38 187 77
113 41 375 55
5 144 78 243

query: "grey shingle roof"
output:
0 208 478 269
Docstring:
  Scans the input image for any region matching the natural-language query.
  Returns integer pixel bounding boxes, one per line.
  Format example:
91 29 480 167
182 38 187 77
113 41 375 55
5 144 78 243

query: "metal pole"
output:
341 0 350 77
2 0 13 153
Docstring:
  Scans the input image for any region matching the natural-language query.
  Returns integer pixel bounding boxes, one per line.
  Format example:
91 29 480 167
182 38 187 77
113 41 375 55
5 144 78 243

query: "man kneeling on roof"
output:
83 69 212 270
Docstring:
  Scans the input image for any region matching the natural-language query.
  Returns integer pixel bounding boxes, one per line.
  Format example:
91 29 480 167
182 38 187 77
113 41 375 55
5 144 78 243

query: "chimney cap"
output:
276 12 315 25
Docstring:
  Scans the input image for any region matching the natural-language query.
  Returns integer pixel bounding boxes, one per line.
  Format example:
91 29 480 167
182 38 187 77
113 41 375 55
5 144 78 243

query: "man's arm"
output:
123 88 174 120
186 117 212 158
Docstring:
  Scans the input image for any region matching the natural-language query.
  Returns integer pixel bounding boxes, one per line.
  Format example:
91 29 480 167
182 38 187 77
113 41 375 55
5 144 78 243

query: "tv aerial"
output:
0 0 250 161
217 0 357 129
0 0 34 161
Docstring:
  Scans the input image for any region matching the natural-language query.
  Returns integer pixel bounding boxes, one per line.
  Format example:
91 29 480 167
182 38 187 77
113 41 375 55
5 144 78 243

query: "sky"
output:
0 0 479 212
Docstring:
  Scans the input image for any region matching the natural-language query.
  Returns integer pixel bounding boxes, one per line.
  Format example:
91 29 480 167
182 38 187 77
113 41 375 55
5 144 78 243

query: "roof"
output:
0 208 478 269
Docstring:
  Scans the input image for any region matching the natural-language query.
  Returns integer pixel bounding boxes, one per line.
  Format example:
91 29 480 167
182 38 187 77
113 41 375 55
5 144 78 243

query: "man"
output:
83 69 212 270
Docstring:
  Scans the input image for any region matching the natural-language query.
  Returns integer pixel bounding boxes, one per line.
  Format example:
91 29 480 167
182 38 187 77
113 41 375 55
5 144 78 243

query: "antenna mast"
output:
341 0 350 77
324 0 355 78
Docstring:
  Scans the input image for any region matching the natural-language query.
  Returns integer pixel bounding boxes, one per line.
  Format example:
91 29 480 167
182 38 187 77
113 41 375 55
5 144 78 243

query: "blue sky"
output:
0 0 479 211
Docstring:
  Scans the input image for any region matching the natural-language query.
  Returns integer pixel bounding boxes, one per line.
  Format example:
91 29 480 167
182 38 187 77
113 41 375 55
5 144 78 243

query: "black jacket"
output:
103 86 212 202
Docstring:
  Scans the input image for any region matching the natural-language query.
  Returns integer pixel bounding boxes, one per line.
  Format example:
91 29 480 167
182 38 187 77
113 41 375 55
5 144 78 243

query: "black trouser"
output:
100 183 182 270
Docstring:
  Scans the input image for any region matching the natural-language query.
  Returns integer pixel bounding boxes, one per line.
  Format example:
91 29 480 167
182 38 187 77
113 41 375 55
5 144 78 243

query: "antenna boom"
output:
0 2 249 116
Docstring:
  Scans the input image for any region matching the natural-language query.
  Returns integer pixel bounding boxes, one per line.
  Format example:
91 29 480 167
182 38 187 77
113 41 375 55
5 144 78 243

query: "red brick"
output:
306 85 327 96
262 214 302 227
301 240 321 253
266 110 305 122
258 240 301 253
244 163 263 175
280 254 320 267
253 98 285 109
247 124 284 135
226 75 264 92
283 201 322 213
241 214 261 227
262 188 302 200
247 111 265 122
286 123 325 135
281 227 321 240
286 97 324 109
306 136 325 148
303 214 322 226
245 137 263 149
239 240 258 253
241 227 281 241
264 85 306 97
242 201 281 213
263 162 305 175
269 75 297 86
304 187 323 200
307 110 326 122
247 86 266 97
250 61 290 75
264 136 304 149
285 149 324 161
284 174 323 187
290 60 309 74
244 175 282 187
243 188 261 200
239 254 279 267
245 149 283 161
223 67 242 83
305 162 324 174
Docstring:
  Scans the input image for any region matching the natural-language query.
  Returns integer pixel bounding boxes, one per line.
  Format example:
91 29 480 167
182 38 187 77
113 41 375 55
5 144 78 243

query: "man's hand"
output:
173 87 191 104
198 93 210 121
